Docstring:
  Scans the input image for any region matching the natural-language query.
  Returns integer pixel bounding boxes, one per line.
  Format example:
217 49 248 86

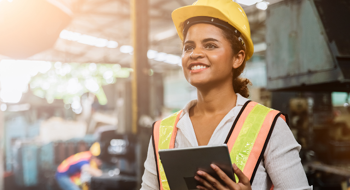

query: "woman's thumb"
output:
233 164 250 185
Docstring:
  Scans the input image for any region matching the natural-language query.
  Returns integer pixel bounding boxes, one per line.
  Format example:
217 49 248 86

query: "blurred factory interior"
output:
0 0 349 189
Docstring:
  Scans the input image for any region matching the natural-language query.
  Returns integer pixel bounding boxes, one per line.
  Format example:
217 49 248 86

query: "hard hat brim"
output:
172 5 254 60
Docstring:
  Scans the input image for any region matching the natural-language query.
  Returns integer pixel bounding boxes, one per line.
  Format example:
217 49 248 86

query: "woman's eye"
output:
205 44 217 49
184 45 194 51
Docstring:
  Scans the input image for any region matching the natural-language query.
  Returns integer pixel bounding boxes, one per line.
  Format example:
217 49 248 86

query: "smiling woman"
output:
181 20 251 98
141 0 311 190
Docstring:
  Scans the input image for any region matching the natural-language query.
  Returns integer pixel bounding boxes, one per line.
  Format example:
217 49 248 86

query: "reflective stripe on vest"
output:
152 111 183 190
152 101 287 190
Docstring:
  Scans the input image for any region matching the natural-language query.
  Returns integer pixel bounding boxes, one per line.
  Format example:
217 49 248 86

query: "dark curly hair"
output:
182 22 251 98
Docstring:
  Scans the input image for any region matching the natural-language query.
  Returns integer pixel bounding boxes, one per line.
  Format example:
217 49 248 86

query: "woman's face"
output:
182 23 237 89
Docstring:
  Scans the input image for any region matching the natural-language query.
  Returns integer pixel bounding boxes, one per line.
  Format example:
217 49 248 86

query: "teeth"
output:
191 65 207 70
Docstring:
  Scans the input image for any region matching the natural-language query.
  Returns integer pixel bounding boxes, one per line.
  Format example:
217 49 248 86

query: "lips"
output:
188 62 209 73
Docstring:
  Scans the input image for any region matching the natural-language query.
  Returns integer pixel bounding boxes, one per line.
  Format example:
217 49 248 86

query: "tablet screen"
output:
159 145 235 190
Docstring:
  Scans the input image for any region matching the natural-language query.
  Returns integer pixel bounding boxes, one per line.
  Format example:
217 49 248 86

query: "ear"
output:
232 50 246 69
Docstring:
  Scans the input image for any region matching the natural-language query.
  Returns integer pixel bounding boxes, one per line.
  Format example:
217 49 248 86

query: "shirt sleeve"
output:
140 138 159 190
264 117 312 190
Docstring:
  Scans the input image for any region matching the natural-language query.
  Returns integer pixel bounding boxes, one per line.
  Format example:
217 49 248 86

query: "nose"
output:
190 48 204 60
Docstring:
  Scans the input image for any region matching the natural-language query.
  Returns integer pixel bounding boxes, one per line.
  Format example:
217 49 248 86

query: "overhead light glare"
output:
59 30 118 48
256 1 269 10
107 41 118 48
1 104 7 111
0 90 22 103
236 0 258 6
120 45 134 54
254 43 267 52
147 50 158 59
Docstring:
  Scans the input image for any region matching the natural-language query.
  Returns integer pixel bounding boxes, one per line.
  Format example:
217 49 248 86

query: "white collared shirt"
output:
141 94 312 190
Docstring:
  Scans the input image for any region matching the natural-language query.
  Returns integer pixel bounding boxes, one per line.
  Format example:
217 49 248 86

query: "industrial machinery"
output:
90 130 137 190
267 0 350 189
266 0 350 92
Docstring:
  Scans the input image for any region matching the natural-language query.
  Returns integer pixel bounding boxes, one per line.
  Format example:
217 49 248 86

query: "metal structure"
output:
266 0 350 91
0 0 281 70
0 110 3 190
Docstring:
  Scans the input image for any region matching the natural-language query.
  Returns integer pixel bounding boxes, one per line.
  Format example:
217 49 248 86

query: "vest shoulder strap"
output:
225 101 287 183
152 110 182 190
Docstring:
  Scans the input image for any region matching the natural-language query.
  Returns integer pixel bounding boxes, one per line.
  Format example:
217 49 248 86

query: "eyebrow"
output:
184 38 219 44
202 38 219 43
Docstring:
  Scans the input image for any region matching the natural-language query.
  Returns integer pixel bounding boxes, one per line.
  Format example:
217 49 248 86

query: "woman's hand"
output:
194 164 252 190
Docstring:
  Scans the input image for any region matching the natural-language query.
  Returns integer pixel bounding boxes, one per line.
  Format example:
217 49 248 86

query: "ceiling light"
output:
107 41 118 48
256 1 269 10
164 54 181 65
59 30 118 48
236 0 258 6
254 43 267 52
120 45 134 54
0 90 22 103
155 52 167 62
1 104 7 111
147 50 158 59
94 38 108 47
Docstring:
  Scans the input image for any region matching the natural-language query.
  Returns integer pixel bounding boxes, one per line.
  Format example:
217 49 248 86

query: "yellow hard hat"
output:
172 0 254 60
90 142 101 157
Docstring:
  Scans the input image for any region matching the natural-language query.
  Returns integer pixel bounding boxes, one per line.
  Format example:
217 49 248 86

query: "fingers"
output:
196 170 227 190
232 164 250 185
211 164 238 189
195 176 214 190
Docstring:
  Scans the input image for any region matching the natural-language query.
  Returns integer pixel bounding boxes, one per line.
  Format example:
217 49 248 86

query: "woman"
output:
141 0 311 190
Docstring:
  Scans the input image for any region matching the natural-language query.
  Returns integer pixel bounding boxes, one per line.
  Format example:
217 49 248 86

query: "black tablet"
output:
159 144 235 190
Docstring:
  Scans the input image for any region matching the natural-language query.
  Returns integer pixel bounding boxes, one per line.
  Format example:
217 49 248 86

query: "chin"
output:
189 80 211 89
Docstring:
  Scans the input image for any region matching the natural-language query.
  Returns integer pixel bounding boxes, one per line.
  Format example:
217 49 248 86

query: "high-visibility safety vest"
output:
152 101 287 190
57 151 92 185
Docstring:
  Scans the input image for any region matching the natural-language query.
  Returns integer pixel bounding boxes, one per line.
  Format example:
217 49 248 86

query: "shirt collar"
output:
179 93 249 118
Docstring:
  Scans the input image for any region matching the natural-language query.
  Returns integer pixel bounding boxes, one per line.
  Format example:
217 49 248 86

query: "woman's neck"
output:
193 81 237 116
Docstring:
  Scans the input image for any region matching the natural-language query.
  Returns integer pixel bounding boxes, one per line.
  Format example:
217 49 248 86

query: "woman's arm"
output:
81 164 102 177
140 139 160 190
264 117 311 190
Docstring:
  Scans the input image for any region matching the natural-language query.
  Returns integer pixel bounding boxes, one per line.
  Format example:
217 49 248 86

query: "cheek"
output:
181 53 190 78
182 52 191 69
181 53 187 67
207 51 233 71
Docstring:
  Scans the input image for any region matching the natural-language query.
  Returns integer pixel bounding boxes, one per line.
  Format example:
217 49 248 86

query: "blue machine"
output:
13 143 38 187
39 142 55 172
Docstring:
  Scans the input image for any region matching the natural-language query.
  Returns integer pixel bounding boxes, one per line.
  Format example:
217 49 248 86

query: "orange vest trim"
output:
152 111 183 190
152 101 287 189
57 151 92 173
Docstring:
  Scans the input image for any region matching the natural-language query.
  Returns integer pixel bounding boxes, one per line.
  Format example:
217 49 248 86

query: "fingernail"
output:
197 171 204 175
233 164 238 170
194 176 199 180
211 164 217 169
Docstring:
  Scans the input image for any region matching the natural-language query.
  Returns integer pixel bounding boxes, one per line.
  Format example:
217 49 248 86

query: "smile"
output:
190 65 209 73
